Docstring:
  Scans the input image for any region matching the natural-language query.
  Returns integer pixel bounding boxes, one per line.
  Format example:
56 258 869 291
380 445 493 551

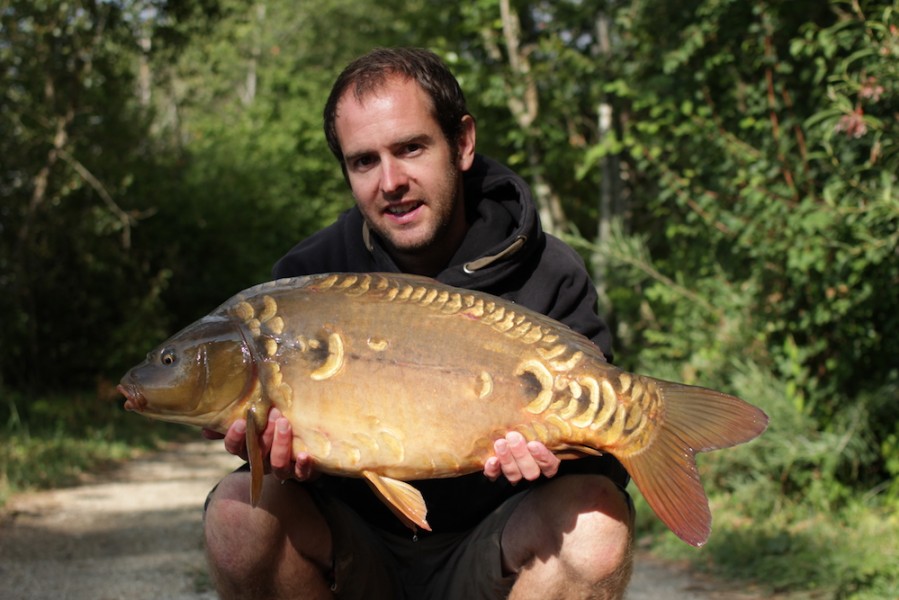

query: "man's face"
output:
334 76 476 274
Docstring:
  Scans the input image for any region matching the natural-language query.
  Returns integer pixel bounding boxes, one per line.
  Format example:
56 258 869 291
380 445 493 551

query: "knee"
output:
205 471 256 532
506 475 635 596
204 474 333 584
204 473 268 575
559 475 634 585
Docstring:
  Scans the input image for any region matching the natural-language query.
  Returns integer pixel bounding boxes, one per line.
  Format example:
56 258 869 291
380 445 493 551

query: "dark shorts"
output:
311 485 528 600
207 468 633 600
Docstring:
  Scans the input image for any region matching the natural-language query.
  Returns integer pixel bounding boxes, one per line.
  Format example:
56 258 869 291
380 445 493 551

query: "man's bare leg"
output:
503 474 635 600
204 471 334 600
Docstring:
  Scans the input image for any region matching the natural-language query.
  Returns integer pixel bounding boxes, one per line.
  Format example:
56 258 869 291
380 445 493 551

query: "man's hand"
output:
201 408 316 482
484 431 560 484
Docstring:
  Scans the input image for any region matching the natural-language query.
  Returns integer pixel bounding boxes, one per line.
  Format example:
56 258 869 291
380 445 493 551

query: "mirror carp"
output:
118 272 768 546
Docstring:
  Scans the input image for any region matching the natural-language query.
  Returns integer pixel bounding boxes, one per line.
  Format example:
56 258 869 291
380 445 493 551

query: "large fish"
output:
117 272 767 546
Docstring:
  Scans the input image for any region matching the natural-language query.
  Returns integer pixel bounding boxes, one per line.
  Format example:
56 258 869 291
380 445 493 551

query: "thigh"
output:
419 490 531 600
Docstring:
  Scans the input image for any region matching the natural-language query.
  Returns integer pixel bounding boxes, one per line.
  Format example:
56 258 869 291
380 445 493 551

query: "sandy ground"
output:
0 441 764 599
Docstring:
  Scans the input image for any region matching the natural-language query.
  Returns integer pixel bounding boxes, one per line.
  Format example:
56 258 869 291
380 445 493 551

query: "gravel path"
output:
0 441 763 599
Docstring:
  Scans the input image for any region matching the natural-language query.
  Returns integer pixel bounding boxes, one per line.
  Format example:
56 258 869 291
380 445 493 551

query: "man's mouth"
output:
385 202 423 219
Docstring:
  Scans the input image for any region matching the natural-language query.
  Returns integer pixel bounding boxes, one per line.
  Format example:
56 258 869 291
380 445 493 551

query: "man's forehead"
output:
336 73 433 114
334 78 442 154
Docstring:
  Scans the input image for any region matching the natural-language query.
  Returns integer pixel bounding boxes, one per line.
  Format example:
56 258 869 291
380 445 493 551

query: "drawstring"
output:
363 221 374 252
463 235 527 273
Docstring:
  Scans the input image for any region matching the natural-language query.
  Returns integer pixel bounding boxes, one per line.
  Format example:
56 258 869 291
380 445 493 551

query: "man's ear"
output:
457 115 477 172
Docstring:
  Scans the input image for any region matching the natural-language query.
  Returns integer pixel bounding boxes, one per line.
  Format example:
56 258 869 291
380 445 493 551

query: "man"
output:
204 47 634 599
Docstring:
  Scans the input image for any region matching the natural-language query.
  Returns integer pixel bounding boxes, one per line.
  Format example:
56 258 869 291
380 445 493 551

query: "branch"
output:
19 105 75 251
762 20 799 203
479 1 566 233
57 149 136 249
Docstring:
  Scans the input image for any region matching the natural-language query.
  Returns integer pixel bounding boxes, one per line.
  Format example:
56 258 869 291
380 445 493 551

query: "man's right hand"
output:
202 408 317 482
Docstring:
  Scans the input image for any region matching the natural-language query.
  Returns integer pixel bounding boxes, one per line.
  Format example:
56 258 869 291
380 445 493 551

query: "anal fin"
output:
362 470 431 532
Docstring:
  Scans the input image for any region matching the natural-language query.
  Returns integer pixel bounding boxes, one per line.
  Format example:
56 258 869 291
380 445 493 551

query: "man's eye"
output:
353 156 376 170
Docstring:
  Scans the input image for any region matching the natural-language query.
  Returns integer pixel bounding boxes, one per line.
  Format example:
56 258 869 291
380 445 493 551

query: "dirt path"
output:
0 441 240 599
0 441 762 599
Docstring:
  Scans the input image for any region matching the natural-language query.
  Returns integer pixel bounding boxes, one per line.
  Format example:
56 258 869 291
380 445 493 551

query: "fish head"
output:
117 315 258 433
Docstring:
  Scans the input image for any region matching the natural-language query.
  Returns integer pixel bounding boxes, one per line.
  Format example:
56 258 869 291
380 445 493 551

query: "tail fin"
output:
617 381 768 547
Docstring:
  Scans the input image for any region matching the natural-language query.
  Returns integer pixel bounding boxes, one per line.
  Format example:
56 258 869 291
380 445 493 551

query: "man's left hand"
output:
484 431 560 483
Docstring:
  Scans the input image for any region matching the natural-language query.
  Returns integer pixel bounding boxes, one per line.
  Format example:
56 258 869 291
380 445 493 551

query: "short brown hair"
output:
323 47 473 166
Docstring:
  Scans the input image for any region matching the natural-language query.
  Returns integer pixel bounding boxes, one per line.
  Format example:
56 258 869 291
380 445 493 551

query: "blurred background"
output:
2 1 897 596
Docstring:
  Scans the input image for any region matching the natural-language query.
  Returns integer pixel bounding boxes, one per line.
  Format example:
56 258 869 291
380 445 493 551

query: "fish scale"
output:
117 272 768 546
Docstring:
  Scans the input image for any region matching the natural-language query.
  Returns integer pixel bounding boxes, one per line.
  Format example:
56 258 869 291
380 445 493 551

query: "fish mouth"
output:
117 384 146 412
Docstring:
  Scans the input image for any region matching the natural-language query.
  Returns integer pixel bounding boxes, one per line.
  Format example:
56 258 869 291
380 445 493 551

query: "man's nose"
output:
380 157 409 197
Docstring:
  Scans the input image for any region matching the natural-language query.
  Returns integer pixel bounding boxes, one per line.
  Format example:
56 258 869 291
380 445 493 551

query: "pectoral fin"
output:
362 470 431 532
245 407 265 508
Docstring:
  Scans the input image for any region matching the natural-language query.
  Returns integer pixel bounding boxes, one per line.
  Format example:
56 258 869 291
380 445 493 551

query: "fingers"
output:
526 440 560 478
221 408 282 464
223 419 248 460
254 410 317 482
269 415 294 480
486 432 560 484
294 452 317 481
484 456 502 481
499 432 541 482
260 408 281 456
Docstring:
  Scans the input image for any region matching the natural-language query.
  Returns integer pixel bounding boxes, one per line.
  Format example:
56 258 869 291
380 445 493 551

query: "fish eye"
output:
160 348 177 366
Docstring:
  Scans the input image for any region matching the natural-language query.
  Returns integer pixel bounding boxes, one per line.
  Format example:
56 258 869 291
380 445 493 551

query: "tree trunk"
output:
592 10 620 310
480 0 569 235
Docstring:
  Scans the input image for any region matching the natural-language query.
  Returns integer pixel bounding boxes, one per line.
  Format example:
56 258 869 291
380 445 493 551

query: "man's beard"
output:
373 161 464 256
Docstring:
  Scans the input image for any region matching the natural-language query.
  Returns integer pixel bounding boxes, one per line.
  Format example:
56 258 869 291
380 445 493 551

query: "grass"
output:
1 388 191 506
631 476 899 599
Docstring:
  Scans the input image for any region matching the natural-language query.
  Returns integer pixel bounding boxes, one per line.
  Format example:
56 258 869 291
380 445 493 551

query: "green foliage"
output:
581 4 899 594
452 0 622 233
606 0 899 412
1 0 167 387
